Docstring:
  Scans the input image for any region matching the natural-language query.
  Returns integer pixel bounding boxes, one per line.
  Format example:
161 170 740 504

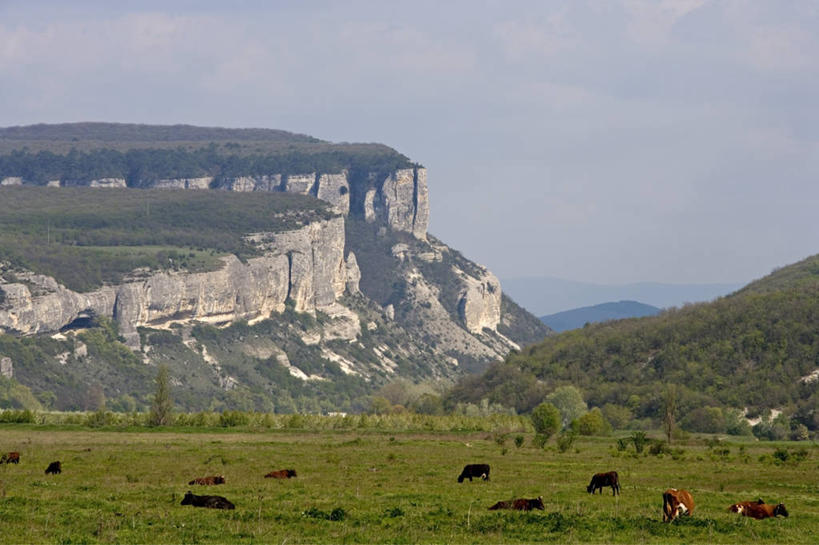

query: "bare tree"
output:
663 384 677 444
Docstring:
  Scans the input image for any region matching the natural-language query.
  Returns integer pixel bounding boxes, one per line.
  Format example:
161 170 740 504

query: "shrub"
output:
648 440 671 456
576 407 611 436
530 402 561 439
631 431 648 454
556 430 577 453
219 410 250 427
514 435 525 448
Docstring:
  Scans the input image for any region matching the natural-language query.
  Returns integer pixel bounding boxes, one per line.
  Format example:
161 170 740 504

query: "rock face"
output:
153 177 214 190
0 356 12 378
364 167 428 239
0 216 351 348
457 269 503 334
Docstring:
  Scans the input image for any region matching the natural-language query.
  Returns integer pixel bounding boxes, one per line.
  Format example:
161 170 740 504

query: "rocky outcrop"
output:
283 173 315 195
153 177 213 190
1 177 22 186
456 269 502 334
315 172 350 213
0 356 12 378
363 167 428 239
0 216 353 348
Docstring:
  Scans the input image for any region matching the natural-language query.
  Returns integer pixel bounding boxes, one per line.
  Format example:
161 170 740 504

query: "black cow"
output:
457 463 490 482
180 491 235 510
587 471 620 495
45 461 62 474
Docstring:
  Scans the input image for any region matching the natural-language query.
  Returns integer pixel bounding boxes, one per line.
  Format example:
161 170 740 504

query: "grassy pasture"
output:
0 427 817 543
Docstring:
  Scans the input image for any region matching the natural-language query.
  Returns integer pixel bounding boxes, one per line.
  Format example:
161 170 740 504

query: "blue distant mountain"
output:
501 276 742 316
540 300 661 332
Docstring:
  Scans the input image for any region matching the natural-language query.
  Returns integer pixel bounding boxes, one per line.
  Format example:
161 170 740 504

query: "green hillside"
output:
446 254 819 438
0 186 334 292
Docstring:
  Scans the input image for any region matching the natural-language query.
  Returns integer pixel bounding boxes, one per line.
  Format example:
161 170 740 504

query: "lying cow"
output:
264 469 297 479
663 488 694 522
189 475 226 486
587 471 620 495
45 461 62 475
180 491 235 510
489 496 545 511
729 500 788 519
457 463 490 483
1 451 20 464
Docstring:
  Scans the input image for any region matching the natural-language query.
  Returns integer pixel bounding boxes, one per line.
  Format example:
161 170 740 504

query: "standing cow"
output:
457 464 490 482
587 471 620 495
45 461 62 475
663 488 695 522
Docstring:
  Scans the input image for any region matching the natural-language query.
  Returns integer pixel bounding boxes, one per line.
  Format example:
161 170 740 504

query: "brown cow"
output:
587 471 620 495
728 499 765 514
663 488 694 522
730 500 788 519
488 496 545 511
264 469 297 479
180 491 235 510
1 451 20 464
188 475 226 486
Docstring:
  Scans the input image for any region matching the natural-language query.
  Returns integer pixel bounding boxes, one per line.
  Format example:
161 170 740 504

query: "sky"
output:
1 0 818 286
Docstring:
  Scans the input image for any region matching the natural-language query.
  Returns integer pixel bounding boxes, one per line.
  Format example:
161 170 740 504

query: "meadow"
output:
0 424 817 544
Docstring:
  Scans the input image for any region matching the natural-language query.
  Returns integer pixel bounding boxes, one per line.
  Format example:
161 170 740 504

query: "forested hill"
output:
0 123 413 181
446 254 819 436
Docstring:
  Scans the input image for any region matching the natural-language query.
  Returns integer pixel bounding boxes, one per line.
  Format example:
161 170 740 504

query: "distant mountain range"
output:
540 300 660 332
501 276 742 316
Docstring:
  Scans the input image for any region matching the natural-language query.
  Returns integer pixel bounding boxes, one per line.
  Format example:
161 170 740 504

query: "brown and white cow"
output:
729 500 788 519
587 471 620 495
663 488 694 522
1 451 20 464
188 475 226 486
264 469 297 479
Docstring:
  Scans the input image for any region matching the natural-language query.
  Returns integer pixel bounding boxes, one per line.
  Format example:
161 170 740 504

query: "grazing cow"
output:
489 496 545 511
730 500 788 519
180 491 235 510
188 475 226 486
44 461 62 475
663 488 695 522
457 464 490 483
587 471 620 496
1 451 20 464
264 469 297 479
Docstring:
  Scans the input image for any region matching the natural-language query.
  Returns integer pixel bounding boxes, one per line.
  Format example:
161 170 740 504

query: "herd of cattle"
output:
2 451 790 522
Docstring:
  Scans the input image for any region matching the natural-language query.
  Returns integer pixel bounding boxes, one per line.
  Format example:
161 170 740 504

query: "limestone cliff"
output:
0 216 350 349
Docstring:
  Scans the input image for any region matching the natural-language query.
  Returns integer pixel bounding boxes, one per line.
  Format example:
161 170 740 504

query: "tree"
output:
663 384 677 444
576 407 610 436
546 386 587 429
149 364 174 426
530 402 561 439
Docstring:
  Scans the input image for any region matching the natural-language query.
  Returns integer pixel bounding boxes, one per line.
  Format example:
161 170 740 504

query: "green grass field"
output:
0 426 817 543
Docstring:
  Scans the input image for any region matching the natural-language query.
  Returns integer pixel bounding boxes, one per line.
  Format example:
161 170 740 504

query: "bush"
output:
514 435 525 448
530 402 561 439
556 430 577 453
575 407 611 436
631 431 648 454
0 409 37 423
219 410 250 427
648 440 671 456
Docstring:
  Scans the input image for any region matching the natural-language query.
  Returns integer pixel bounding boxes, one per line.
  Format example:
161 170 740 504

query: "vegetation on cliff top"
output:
0 122 414 182
0 186 335 291
446 254 819 438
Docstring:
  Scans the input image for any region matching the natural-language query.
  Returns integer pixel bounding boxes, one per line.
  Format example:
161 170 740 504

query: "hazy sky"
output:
1 1 818 285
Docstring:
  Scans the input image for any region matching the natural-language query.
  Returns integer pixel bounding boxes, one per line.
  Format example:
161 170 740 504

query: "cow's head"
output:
774 504 789 517
181 492 195 505
533 496 545 510
215 475 226 484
